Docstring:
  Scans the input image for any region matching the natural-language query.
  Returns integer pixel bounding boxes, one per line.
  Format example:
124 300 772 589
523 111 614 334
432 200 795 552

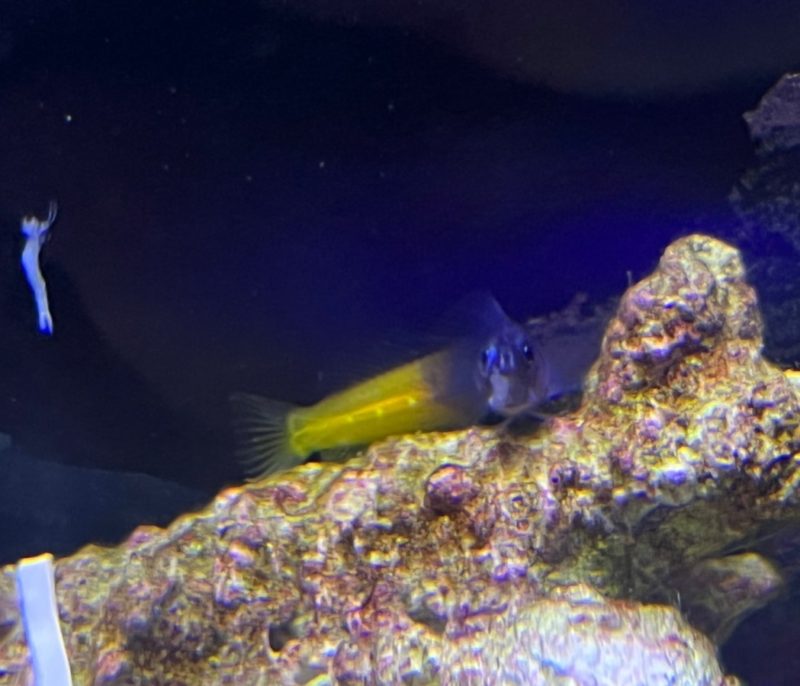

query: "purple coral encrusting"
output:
2 234 798 684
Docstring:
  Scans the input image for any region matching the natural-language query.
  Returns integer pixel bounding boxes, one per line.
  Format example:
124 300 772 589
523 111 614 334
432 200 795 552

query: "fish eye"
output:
480 348 491 370
521 341 534 362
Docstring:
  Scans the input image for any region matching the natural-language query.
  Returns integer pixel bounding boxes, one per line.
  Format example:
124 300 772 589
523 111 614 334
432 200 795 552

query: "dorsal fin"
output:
430 291 513 345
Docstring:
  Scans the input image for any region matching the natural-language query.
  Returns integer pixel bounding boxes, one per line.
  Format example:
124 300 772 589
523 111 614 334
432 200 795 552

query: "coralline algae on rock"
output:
3 234 798 685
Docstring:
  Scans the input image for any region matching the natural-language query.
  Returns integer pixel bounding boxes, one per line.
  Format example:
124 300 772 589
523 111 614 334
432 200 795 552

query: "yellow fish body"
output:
232 297 550 478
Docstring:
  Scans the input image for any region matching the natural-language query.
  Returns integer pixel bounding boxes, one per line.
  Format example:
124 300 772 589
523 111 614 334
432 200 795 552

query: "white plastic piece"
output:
20 201 58 335
15 553 73 686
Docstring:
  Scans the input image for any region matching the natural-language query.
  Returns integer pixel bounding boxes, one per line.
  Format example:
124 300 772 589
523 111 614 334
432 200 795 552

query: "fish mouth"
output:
487 372 536 416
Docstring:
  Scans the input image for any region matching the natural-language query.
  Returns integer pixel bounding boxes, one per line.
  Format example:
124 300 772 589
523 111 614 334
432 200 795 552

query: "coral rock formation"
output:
3 234 798 684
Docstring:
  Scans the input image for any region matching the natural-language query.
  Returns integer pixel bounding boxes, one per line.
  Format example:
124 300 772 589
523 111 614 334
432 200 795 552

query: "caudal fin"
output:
229 392 304 479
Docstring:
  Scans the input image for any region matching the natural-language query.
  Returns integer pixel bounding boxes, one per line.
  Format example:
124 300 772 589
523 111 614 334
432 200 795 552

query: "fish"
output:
231 295 553 479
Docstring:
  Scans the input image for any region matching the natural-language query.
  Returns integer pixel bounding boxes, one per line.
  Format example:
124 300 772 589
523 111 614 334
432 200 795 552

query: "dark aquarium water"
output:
1 1 800 684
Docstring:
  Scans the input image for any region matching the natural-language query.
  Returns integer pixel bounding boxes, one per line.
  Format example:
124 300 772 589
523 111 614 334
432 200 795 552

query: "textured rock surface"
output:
3 234 799 684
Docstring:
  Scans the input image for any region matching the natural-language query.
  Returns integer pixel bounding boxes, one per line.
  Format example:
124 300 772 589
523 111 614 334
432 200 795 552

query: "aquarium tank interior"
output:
1 1 800 684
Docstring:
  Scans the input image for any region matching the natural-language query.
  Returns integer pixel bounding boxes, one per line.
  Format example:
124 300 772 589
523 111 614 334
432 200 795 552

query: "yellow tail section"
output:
231 350 476 479
290 353 465 453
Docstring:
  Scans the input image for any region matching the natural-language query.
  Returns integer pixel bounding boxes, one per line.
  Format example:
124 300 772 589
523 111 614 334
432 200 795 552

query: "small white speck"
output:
245 174 253 182
64 114 72 123
168 85 177 95
161 162 170 171
318 160 326 169
387 101 395 112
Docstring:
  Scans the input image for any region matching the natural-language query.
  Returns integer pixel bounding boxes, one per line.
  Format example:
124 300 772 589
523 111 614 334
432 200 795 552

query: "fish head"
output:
477 322 549 416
